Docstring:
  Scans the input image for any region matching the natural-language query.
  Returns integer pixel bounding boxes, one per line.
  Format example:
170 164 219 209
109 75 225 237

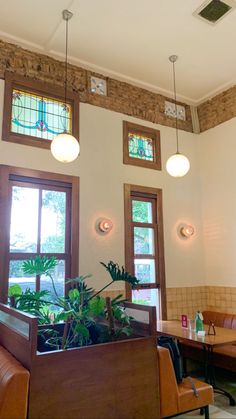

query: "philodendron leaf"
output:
68 288 80 302
114 326 132 337
22 256 58 276
88 296 106 316
74 323 90 338
100 261 139 288
8 284 22 297
56 310 74 321
113 305 130 323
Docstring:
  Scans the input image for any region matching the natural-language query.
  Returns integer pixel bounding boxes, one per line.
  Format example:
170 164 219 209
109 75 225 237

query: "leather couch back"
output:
203 311 236 329
0 346 29 419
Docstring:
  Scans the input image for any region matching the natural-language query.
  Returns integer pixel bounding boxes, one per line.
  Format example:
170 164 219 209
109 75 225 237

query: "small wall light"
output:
180 224 195 238
98 219 113 233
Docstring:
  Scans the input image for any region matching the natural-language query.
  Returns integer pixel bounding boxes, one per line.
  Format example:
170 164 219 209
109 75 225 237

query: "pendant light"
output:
166 55 190 177
51 10 80 163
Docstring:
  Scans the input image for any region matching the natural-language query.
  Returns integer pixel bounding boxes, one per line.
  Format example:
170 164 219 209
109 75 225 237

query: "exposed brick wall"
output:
197 86 236 132
0 39 193 132
2 39 236 134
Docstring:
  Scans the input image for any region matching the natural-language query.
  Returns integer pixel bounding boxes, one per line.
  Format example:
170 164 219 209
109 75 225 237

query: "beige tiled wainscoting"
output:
167 286 236 320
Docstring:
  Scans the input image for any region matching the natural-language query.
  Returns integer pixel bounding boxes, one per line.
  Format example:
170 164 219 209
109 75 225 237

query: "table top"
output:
156 320 236 348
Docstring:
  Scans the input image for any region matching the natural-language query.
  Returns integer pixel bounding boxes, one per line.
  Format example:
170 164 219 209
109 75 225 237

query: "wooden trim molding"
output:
2 71 80 150
123 121 161 170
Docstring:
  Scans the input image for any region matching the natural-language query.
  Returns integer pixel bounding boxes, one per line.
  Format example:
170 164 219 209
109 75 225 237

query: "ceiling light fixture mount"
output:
51 9 80 163
166 55 190 178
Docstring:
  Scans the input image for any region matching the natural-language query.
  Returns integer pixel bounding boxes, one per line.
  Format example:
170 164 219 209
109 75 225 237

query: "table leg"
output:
204 345 236 406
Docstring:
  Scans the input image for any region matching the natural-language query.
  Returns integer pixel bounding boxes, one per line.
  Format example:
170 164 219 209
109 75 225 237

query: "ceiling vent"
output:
193 0 236 24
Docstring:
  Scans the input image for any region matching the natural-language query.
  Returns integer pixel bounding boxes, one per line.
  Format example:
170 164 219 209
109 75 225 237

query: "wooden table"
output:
156 320 236 347
156 320 236 406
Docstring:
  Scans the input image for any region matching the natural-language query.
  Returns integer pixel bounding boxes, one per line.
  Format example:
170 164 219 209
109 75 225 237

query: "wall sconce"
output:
179 224 194 238
97 218 113 234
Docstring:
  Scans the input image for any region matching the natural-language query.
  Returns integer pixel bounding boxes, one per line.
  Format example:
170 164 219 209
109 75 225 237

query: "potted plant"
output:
8 257 139 351
3 257 160 419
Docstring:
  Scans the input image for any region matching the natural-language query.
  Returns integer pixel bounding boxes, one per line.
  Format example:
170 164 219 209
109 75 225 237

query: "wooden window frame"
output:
0 165 80 303
123 121 161 170
124 184 167 319
2 71 80 150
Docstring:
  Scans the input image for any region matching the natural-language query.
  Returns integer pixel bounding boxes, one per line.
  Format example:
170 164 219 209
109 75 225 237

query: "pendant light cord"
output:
172 60 179 154
64 16 68 110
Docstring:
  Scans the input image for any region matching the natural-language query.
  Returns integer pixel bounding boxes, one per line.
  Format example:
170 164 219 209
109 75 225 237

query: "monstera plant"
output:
9 257 139 350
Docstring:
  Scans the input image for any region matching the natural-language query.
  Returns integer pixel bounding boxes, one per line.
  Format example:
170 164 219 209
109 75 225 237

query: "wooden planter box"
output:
0 302 160 419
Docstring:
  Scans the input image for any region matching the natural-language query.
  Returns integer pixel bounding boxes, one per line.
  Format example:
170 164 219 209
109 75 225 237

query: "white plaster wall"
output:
198 118 236 286
0 80 205 290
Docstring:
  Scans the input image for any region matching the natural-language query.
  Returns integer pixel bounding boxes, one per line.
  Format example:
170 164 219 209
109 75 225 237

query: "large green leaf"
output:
88 296 106 316
73 323 90 339
68 288 80 302
22 256 58 276
8 284 22 297
56 310 74 322
113 305 130 324
100 261 139 288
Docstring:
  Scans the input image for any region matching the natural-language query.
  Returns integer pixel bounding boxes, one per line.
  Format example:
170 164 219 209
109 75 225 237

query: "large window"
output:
124 184 166 319
2 72 79 149
0 166 79 302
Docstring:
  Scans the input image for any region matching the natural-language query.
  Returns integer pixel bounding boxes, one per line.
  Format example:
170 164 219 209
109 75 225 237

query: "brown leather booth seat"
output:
181 311 236 371
157 346 213 418
0 345 29 419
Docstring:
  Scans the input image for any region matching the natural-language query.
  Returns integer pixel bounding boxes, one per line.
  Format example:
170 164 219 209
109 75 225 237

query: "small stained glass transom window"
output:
123 121 161 170
128 132 154 161
2 72 79 150
11 89 72 141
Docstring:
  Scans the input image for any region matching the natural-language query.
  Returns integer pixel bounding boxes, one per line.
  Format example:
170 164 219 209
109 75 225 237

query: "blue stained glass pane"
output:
128 132 154 161
11 89 72 141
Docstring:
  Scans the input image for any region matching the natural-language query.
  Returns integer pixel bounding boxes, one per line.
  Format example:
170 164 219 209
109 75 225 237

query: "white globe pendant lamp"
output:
166 55 190 177
51 132 80 163
51 10 80 163
166 152 190 178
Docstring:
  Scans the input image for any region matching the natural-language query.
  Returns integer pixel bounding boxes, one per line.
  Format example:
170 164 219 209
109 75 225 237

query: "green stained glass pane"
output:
128 132 154 161
134 227 154 255
132 200 152 223
11 89 72 141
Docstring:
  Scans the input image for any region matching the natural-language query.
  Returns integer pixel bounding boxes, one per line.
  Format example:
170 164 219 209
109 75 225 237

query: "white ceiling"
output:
1 0 236 104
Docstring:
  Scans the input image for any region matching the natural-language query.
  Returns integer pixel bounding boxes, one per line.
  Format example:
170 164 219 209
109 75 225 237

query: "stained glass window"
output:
11 89 72 141
128 132 154 161
123 121 161 170
3 72 79 150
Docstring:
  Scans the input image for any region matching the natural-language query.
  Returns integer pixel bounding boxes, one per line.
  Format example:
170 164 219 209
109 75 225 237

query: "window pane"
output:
128 132 154 161
132 289 159 316
40 260 65 301
10 186 39 253
134 259 156 284
134 227 154 255
40 190 66 253
132 200 152 223
9 260 36 292
11 89 72 141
